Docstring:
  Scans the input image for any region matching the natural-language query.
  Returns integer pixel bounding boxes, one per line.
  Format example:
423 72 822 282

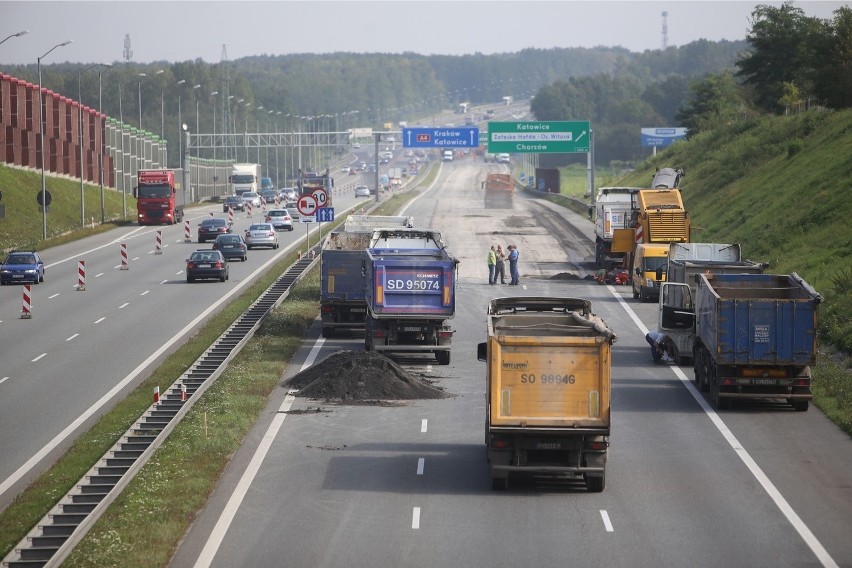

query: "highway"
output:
169 158 852 568
0 174 369 508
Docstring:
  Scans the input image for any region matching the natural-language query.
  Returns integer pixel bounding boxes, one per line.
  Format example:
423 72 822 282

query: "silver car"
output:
244 223 280 249
241 192 262 208
265 209 294 231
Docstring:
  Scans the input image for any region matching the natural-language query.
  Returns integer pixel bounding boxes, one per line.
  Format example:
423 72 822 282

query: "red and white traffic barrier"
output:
153 386 160 404
20 284 32 319
120 242 129 270
76 260 86 291
246 202 253 217
227 206 234 225
184 220 191 242
155 230 163 255
181 383 187 402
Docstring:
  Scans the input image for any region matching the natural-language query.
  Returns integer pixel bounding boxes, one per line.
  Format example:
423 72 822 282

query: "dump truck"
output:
320 215 414 338
687 273 821 411
657 243 767 364
297 168 334 206
364 228 458 365
611 188 691 302
593 187 640 268
482 173 514 208
477 297 616 492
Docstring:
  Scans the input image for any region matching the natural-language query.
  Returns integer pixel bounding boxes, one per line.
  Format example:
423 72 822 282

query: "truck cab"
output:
632 243 670 302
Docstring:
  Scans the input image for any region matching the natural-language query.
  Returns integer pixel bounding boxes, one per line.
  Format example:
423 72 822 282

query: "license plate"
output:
752 378 776 385
197 263 211 268
351 308 366 313
12 275 23 279
403 326 424 332
536 442 561 450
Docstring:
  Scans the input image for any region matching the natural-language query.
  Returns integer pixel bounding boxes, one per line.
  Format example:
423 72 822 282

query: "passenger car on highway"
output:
185 250 229 283
211 234 248 261
244 223 280 249
222 195 245 212
198 218 231 243
280 188 297 202
284 202 300 221
354 185 371 198
260 189 279 205
0 251 45 285
265 209 294 231
241 192 262 208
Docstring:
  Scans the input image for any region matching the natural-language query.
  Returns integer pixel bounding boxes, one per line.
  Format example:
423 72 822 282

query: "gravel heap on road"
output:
284 350 449 403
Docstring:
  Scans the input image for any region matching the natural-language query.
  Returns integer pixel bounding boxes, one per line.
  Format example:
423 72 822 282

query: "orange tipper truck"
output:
477 297 616 492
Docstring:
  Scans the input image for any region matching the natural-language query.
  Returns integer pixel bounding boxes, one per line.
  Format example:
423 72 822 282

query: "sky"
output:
0 1 847 66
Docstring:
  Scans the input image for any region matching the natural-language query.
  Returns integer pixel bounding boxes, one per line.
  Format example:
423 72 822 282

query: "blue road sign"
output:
402 127 479 148
641 127 687 147
316 207 334 222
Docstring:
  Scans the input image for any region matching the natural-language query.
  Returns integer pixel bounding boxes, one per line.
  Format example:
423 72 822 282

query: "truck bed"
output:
696 273 821 367
365 250 456 319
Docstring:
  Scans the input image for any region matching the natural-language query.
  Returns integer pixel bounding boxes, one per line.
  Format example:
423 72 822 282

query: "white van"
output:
442 150 454 162
497 153 511 164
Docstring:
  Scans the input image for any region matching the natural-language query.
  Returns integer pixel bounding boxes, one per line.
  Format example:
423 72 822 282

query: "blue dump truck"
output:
364 228 458 365
689 273 821 411
320 216 414 338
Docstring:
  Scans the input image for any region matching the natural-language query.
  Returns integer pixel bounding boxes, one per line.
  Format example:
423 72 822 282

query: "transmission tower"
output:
661 11 669 50
123 34 133 62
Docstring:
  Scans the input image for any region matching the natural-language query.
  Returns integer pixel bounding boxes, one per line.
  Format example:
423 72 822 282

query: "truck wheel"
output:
595 242 603 267
436 351 451 365
585 474 605 493
792 399 809 412
491 476 507 491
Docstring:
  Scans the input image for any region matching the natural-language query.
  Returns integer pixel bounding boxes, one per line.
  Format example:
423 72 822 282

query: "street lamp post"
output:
176 79 186 168
96 65 111 223
210 91 219 194
255 105 263 164
0 29 29 46
38 39 73 240
118 82 127 217
78 62 108 227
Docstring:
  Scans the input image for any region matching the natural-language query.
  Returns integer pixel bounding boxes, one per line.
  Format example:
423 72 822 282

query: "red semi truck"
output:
135 169 185 225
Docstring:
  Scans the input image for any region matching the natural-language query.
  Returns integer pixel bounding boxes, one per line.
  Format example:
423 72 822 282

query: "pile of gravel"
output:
284 350 449 403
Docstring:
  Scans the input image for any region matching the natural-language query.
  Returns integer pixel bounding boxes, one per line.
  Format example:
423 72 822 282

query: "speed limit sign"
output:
297 195 318 216
311 188 328 207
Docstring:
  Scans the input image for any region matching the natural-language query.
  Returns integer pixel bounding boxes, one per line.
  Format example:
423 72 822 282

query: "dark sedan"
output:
222 195 245 213
198 218 231 243
212 234 248 261
1 251 45 285
186 250 229 283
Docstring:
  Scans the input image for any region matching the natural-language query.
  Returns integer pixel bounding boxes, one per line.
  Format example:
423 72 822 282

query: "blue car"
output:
1 251 45 285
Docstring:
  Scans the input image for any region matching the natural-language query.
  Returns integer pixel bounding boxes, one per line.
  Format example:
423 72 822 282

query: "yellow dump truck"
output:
477 297 616 491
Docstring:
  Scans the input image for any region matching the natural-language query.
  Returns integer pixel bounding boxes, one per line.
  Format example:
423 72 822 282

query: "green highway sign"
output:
487 121 590 153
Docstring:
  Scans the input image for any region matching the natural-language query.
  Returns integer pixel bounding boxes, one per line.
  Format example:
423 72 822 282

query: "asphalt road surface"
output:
169 159 852 568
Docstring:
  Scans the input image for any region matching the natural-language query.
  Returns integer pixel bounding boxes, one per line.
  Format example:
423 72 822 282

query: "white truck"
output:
657 243 767 364
229 163 261 197
593 187 640 268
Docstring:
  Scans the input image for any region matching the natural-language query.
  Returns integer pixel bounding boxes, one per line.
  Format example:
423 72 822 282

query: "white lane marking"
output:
192 392 297 568
113 265 121 269
412 507 421 529
132 256 140 261
417 457 425 476
95 272 104 278
421 419 428 433
66 334 79 342
94 317 106 324
600 510 614 532
140 290 150 296
192 336 329 568
42 225 149 270
118 303 129 309
32 353 47 362
160 280 168 284
607 285 839 568
49 293 59 299
0 377 9 385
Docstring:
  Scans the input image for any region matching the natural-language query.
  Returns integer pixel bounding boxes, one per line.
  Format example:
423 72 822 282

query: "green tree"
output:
811 6 852 109
736 2 823 113
676 71 746 136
